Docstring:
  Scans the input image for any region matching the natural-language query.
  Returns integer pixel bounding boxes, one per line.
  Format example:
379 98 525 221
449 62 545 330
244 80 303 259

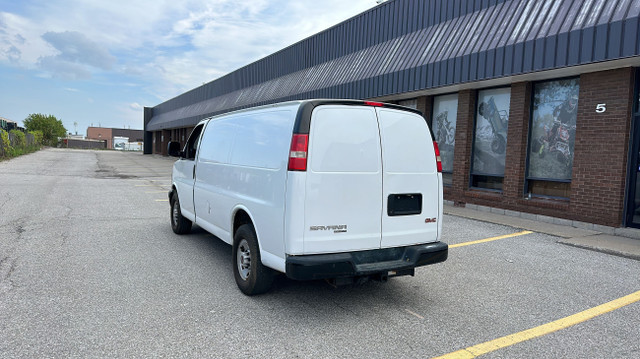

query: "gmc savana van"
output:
168 99 448 295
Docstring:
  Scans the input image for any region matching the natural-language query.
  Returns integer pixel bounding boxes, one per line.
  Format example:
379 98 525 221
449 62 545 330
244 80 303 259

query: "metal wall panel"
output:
147 0 640 131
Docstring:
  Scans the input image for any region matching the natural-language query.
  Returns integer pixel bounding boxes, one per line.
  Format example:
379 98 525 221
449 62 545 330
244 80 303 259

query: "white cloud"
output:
37 56 92 80
42 31 116 69
35 31 116 79
129 102 142 110
2 0 378 98
0 12 57 65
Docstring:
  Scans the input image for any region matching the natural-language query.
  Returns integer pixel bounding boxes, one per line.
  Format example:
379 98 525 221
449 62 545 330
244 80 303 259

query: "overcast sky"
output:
0 0 379 135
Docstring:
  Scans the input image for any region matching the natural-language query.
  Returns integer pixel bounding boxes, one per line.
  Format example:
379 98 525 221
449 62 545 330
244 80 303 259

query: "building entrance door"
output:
625 70 640 228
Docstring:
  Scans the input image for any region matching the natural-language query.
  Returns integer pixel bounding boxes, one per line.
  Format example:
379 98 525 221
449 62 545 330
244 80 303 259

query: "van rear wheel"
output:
233 224 274 295
170 192 192 234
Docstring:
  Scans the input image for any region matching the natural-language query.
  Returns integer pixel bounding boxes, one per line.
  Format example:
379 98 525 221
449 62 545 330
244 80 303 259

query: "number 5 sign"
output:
596 103 606 113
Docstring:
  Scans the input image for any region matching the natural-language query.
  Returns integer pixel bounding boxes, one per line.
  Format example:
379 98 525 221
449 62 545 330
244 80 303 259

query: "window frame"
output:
431 92 459 187
183 123 205 160
524 76 580 200
469 85 512 192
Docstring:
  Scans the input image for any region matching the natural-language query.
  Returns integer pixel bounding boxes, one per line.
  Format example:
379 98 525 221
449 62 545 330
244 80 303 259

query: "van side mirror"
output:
168 141 183 157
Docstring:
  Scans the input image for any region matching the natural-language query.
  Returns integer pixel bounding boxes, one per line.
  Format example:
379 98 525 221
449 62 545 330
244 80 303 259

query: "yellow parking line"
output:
155 199 169 202
449 230 533 248
432 290 640 358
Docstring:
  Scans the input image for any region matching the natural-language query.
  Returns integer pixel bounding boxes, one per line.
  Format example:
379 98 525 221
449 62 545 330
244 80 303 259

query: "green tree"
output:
23 113 67 146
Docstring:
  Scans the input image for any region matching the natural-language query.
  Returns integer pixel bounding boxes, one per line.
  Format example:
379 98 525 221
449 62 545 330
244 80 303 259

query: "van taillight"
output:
433 141 442 173
288 134 309 171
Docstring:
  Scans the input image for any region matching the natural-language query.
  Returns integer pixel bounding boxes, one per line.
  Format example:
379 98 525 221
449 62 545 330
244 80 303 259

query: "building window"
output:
398 99 418 109
526 78 579 198
432 94 458 186
471 87 511 191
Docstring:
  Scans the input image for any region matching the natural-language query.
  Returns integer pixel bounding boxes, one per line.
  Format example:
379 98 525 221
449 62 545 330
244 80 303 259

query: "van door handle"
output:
193 166 196 179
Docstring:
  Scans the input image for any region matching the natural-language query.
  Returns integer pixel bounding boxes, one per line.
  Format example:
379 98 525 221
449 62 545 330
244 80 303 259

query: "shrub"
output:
0 129 42 160
10 129 26 147
0 129 9 157
30 130 43 145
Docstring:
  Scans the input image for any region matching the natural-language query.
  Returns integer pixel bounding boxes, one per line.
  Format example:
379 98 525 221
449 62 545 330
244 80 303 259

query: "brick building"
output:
86 127 144 149
144 0 640 228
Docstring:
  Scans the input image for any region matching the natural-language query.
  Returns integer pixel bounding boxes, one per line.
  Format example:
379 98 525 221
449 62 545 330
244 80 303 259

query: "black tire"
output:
170 192 192 234
232 224 274 296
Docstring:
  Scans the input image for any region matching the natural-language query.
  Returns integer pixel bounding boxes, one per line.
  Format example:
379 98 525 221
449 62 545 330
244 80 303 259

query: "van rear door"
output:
377 108 440 248
302 105 383 254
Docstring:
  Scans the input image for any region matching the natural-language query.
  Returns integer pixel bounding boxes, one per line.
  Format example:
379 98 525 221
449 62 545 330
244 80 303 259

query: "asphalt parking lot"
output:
1 148 639 358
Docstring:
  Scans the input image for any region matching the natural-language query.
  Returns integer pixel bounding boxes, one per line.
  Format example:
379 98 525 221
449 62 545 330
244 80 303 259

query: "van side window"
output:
198 120 237 164
185 124 204 160
230 111 292 169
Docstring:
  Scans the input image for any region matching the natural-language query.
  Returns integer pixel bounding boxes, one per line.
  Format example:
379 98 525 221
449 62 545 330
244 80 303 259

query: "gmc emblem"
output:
425 218 437 223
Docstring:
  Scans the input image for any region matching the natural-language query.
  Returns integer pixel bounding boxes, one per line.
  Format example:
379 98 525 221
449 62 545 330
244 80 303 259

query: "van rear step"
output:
285 242 448 281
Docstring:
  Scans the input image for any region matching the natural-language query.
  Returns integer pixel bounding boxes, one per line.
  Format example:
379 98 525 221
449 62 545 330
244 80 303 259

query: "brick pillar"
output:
503 82 531 201
450 89 477 204
416 96 432 126
155 131 161 154
161 130 170 156
143 107 153 155
571 68 634 226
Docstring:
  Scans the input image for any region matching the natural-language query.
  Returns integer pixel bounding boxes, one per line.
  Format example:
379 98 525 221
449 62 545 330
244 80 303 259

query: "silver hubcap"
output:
237 239 251 281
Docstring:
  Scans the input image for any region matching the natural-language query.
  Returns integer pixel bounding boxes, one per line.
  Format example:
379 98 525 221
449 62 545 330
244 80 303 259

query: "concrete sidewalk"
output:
444 203 640 261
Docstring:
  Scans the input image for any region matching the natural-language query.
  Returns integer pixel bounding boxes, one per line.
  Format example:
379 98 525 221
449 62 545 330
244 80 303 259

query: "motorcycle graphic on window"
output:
478 97 508 154
435 110 455 147
531 93 578 169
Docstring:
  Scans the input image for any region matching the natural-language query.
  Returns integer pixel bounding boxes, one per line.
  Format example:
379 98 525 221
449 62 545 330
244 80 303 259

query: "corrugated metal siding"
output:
148 0 640 131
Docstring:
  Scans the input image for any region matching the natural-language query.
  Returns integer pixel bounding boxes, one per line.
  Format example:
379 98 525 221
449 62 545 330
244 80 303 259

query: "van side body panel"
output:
193 106 298 269
283 172 307 255
172 161 196 222
173 123 206 222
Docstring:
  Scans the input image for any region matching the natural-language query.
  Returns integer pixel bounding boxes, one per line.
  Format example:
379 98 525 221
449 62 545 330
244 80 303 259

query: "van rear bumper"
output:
285 242 448 281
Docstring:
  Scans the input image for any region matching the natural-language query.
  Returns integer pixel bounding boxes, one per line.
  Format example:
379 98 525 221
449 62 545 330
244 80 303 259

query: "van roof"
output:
198 99 424 132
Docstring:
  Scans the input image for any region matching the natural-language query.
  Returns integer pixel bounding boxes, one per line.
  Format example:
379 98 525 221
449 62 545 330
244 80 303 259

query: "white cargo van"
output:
168 99 447 295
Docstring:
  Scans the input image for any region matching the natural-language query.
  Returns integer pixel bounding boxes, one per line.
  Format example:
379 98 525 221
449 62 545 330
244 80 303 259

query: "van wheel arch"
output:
233 209 253 237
